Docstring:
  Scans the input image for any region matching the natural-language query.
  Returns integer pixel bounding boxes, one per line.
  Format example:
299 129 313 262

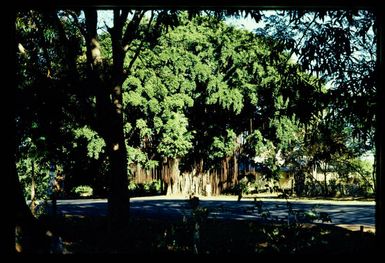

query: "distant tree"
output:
125 14 325 195
253 10 376 196
257 10 376 151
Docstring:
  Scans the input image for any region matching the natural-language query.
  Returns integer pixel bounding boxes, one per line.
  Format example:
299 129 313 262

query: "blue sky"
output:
225 15 260 31
96 10 263 33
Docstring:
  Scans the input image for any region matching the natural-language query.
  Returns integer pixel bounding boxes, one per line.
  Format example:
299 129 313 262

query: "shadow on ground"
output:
28 197 376 254
54 197 375 230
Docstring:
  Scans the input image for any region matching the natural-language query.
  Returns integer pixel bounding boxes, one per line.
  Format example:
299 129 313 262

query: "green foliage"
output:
245 131 276 164
71 185 93 197
73 126 106 160
157 112 193 158
127 180 162 197
209 129 237 160
120 13 330 180
328 156 374 197
16 9 375 200
17 159 51 200
16 135 52 200
145 160 159 170
260 10 376 147
270 115 301 150
16 13 78 198
206 80 244 114
126 145 147 164
136 119 153 138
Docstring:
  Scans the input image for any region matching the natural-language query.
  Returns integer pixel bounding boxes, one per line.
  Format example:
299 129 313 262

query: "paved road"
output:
51 195 375 231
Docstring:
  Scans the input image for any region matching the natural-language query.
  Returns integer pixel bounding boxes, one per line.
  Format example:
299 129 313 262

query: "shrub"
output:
128 180 162 197
71 185 93 197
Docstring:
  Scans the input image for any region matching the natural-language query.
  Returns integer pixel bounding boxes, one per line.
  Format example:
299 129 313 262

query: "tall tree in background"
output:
124 14 325 194
269 11 381 242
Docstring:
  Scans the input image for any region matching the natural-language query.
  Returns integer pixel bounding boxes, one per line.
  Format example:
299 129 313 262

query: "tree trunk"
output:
322 163 328 197
84 10 130 231
232 153 238 186
49 162 57 216
312 163 317 179
109 33 129 227
324 172 328 197
294 170 305 197
222 158 228 192
372 157 377 193
14 164 53 253
106 58 130 230
166 158 180 195
107 134 129 229
30 160 36 215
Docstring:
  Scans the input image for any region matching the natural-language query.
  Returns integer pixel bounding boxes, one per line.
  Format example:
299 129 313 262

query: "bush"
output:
145 180 162 194
128 180 162 197
71 185 93 197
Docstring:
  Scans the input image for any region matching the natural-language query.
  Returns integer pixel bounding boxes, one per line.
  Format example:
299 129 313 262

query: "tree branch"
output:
122 10 145 46
65 10 87 39
84 9 100 70
42 11 79 79
84 9 98 40
113 9 128 34
286 13 317 65
31 15 53 79
126 11 155 73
